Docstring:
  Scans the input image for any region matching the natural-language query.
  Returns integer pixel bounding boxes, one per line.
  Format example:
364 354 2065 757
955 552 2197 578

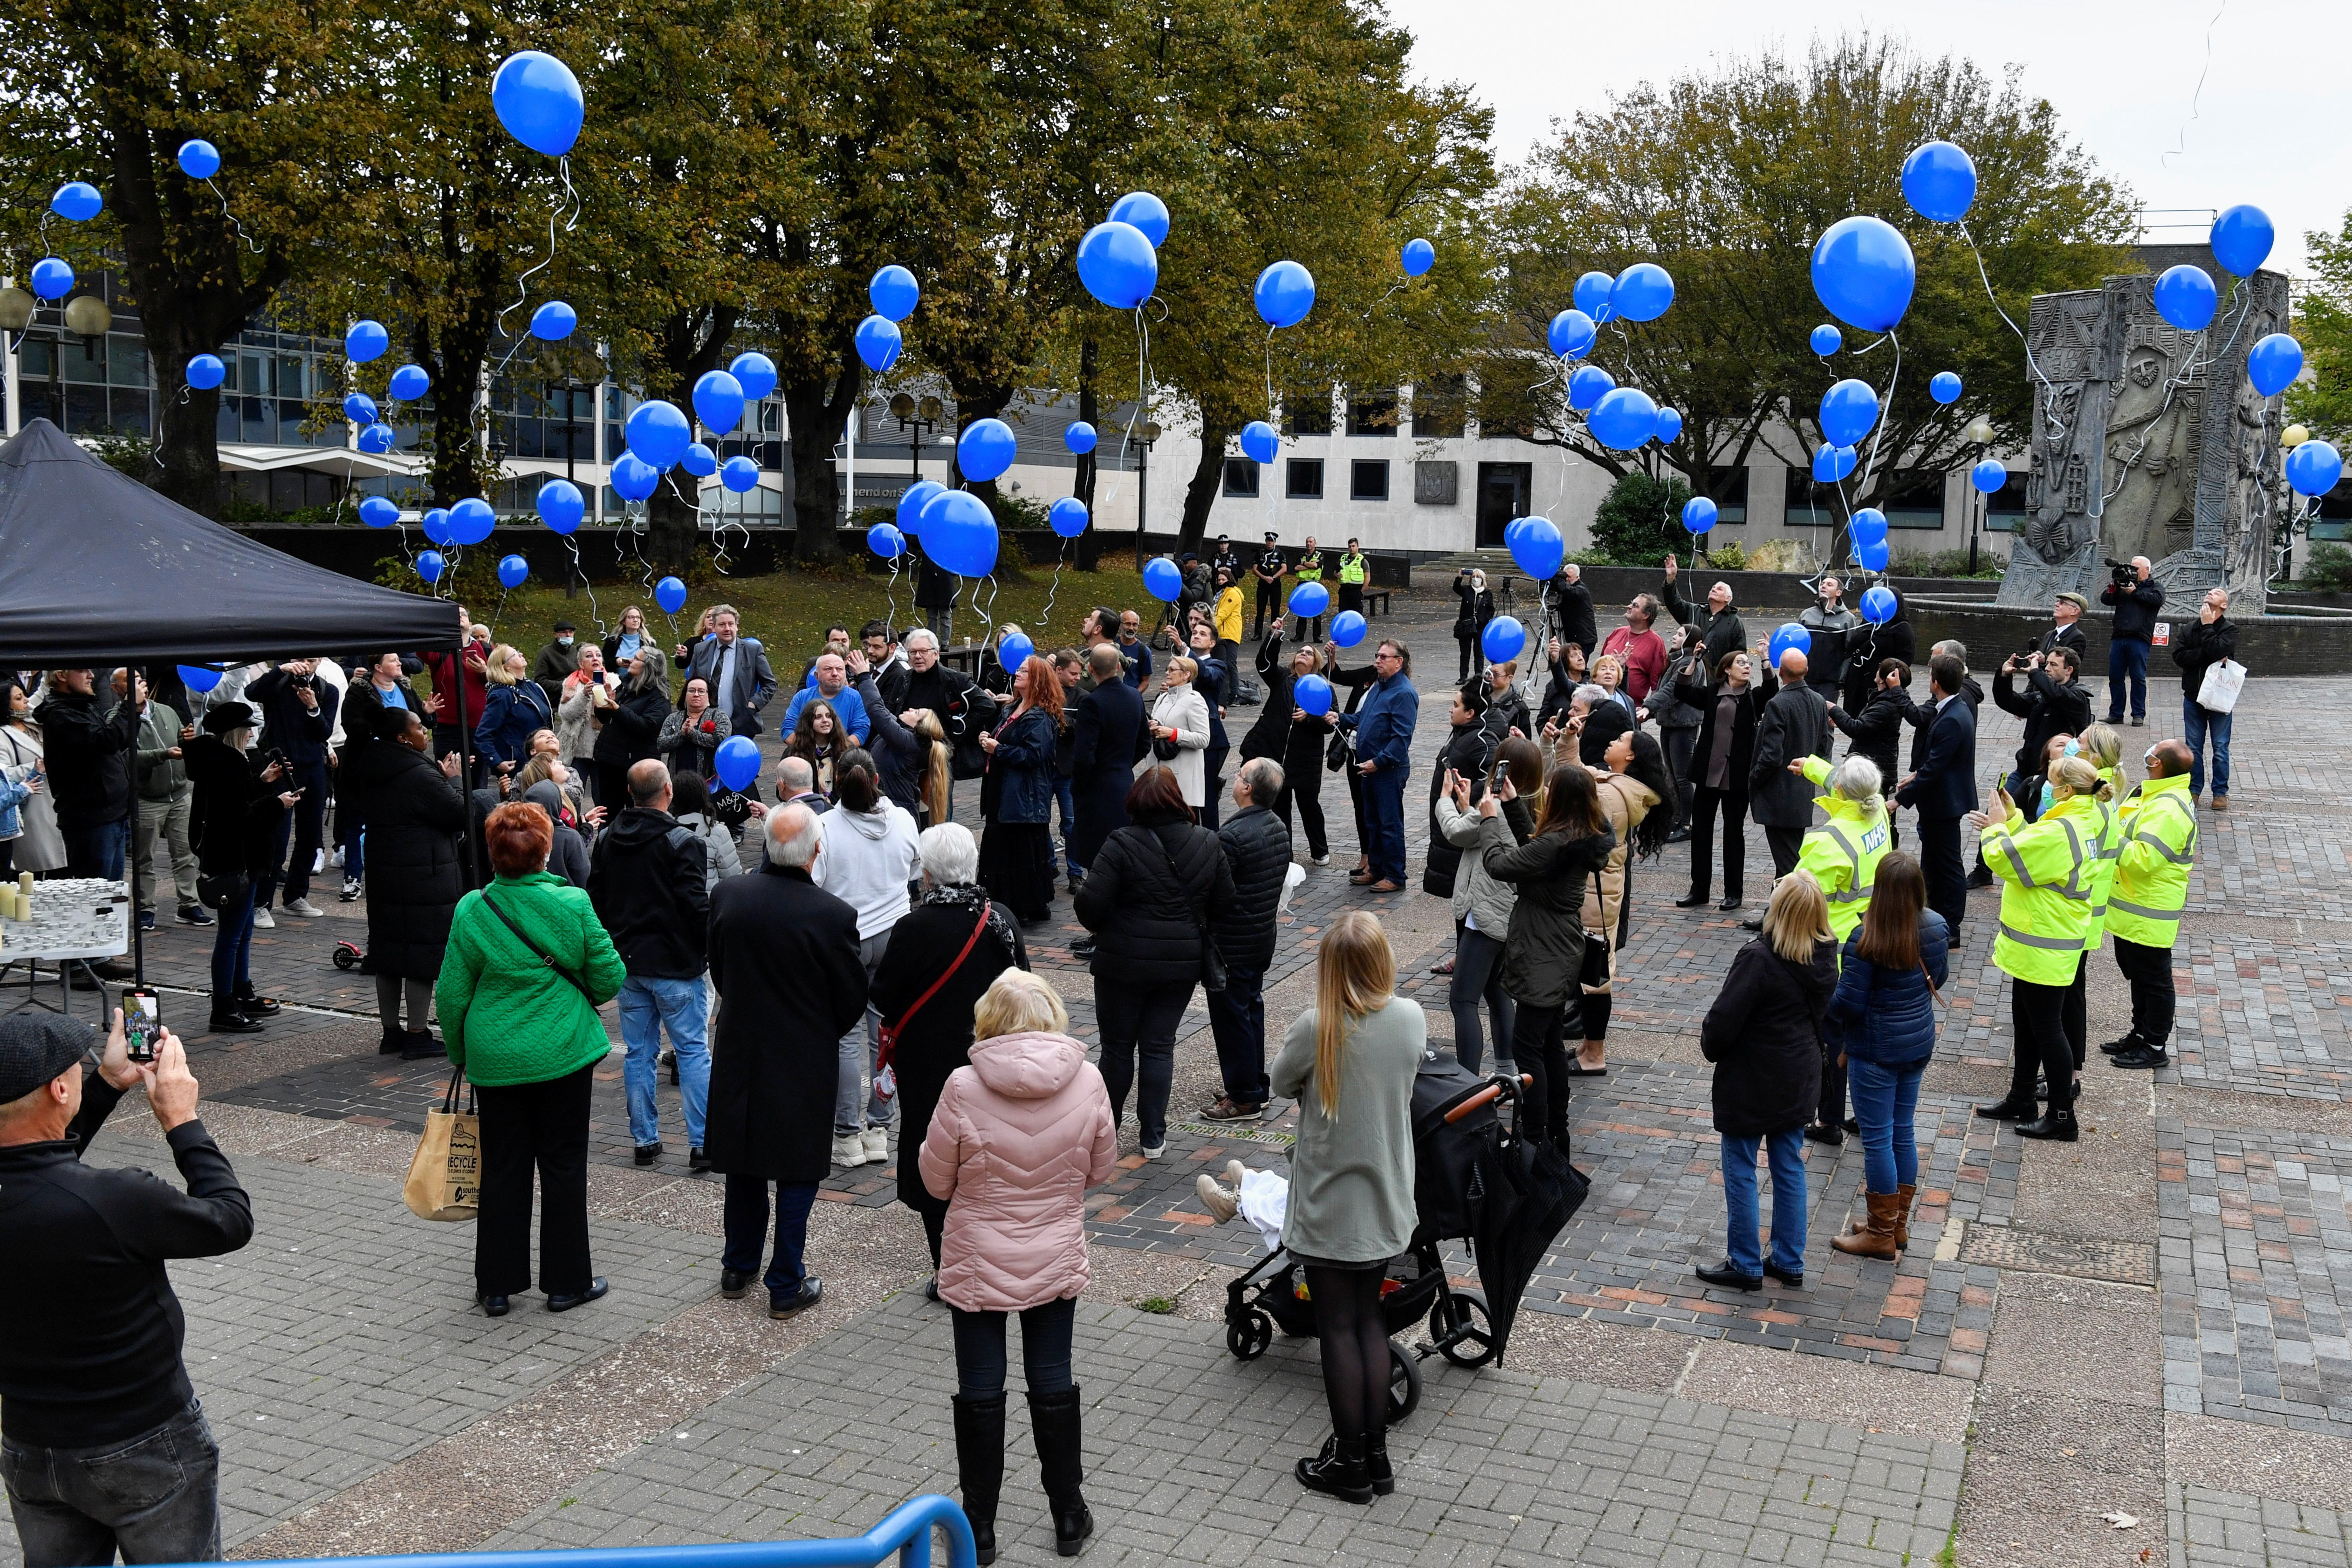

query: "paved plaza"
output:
7 586 2350 1567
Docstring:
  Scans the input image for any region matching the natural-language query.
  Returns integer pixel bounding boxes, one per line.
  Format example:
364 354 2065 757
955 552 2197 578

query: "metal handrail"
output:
166 1496 978 1568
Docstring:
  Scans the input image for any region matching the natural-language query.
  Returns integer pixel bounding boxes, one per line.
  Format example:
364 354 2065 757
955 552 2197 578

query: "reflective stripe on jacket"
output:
2078 768 2125 952
1796 758 1889 951
2108 773 2198 949
1979 794 2098 985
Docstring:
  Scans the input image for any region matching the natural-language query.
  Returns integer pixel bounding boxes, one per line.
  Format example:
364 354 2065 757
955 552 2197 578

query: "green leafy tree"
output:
2289 208 2352 445
1588 470 1693 565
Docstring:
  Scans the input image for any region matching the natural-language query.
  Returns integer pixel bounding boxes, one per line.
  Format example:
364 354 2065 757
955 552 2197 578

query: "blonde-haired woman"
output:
1269 911 1424 1504
1696 871 1838 1292
473 644 553 775
921 967 1115 1563
1148 655 1212 809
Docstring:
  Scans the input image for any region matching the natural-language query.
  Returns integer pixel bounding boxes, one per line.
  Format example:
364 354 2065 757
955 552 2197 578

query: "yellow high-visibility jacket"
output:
2078 767 2125 953
1797 755 1890 952
1339 553 1370 586
1979 793 2099 986
2108 772 2199 950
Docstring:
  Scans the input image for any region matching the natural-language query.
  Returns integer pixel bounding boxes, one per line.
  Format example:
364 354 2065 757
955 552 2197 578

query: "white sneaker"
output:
330 847 345 869
862 1127 890 1162
282 898 325 918
1311 854 1331 867
311 849 325 874
1196 1173 1238 1222
831 1133 867 1168
251 905 276 929
340 877 362 903
1140 1141 1166 1161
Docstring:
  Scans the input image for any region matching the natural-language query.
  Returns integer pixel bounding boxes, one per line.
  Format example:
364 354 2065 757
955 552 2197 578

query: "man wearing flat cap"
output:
0 1010 252 1566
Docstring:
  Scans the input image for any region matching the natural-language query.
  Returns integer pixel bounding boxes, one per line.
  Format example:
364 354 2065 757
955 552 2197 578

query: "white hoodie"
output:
813 799 924 940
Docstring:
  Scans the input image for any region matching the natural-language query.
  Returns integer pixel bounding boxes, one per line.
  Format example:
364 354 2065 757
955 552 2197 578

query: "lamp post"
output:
1134 419 1160 570
891 391 939 488
1964 417 1996 577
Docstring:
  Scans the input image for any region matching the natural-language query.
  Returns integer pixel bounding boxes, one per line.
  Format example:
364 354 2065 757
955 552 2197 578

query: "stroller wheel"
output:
1429 1289 1497 1369
1386 1340 1422 1424
1227 1307 1274 1362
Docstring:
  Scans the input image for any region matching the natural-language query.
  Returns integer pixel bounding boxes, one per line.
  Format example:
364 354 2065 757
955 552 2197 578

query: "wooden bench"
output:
1364 589 1393 617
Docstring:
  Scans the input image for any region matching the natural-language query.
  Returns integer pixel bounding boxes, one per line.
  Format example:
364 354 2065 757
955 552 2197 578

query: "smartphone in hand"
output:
123 987 161 1065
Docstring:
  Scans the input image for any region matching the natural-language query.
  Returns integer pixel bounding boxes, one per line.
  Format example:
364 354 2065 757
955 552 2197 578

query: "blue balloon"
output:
920 488 999 577
720 456 760 493
957 418 1017 482
625 400 691 470
1567 364 1615 412
680 442 718 478
388 363 431 400
1682 497 1717 534
1572 270 1615 323
1289 581 1331 619
417 550 446 584
1860 584 1898 625
185 354 225 390
1970 459 2009 494
1654 407 1683 445
1819 378 1879 447
537 479 584 534
345 319 389 363
1611 263 1674 323
50 182 102 222
356 423 395 455
898 479 944 531
693 370 746 434
1143 557 1183 602
714 735 761 793
358 496 400 528
176 664 224 693
1811 323 1842 356
729 351 776 401
868 522 906 559
1240 420 1278 464
1401 238 1435 277
498 554 530 589
1330 609 1368 648
1929 371 1963 405
2249 333 2304 397
1589 387 1658 451
1077 221 1157 310
2153 265 2217 332
1255 260 1315 329
1768 623 1811 664
30 258 73 300
1848 508 1889 548
2211 205 2275 277
1814 443 1858 483
855 314 902 372
530 301 577 341
1811 215 1916 333
1294 674 1335 718
1900 141 1977 224
869 264 920 322
611 452 660 501
1107 191 1171 248
176 139 219 179
1063 421 1096 455
1547 308 1597 359
421 508 454 546
1481 616 1527 664
343 392 379 425
1855 536 1891 572
450 496 495 546
993 630 1035 675
491 50 584 157
2287 439 2343 498
1049 497 1089 538
654 575 688 614
1509 516 1564 581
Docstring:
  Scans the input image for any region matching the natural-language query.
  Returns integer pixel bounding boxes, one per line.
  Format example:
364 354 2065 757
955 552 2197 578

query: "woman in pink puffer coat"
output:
921 968 1116 1564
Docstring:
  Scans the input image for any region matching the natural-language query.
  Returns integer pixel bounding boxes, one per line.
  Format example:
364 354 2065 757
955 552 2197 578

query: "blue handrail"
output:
175 1495 976 1568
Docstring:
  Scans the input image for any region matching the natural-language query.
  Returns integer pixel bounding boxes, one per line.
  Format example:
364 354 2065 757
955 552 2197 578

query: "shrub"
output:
2305 540 2352 591
1588 471 1694 566
1700 540 1747 570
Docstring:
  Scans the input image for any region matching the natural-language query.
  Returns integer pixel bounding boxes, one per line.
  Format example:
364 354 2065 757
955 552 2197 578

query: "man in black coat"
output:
1544 564 1599 659
2099 556 2164 725
1992 645 2092 781
1748 648 1833 887
705 803 869 1317
1068 645 1145 901
1897 654 1980 942
588 759 712 1170
40 668 141 889
1202 759 1293 1122
900 628 993 787
245 661 339 918
1661 555 1749 674
2172 585 2238 806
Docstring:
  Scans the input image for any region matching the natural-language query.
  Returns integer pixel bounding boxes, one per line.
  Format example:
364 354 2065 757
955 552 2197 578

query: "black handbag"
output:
196 870 250 911
1324 725 1354 774
1578 866 1612 989
1154 834 1226 993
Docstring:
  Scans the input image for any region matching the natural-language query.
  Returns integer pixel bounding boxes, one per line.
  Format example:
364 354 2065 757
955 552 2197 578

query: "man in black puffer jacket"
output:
588 759 712 1169
1203 759 1293 1121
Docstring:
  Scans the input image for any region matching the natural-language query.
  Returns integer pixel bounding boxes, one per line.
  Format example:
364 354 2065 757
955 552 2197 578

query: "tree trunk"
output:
785 367 857 560
1074 336 1101 571
645 303 739 571
1175 422 1233 559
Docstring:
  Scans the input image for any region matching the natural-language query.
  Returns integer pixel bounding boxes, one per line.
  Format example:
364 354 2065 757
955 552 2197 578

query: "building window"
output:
1347 389 1399 437
1287 459 1324 499
1883 471 1947 529
1705 468 1750 524
1286 390 1332 437
2307 478 2350 541
1351 459 1390 501
1413 376 1467 439
1223 457 1261 498
1983 471 2030 532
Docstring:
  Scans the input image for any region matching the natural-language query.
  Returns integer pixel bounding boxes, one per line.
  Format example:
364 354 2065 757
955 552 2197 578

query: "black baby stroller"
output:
1221 1050 1587 1422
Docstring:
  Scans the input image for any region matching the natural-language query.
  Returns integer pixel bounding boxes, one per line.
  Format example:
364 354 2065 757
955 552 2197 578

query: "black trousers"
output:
1661 727 1695 832
2064 953 2088 1071
1687 786 1748 900
1763 824 1805 882
473 1063 594 1297
2007 976 2074 1109
1916 815 1967 938
1509 1000 1574 1147
1095 978 1194 1147
2114 937 2176 1049
1254 580 1283 637
1273 776 1328 861
1456 632 1479 683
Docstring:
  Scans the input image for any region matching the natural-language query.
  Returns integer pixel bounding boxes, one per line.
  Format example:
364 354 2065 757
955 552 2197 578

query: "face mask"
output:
2061 739 2080 758
556 636 574 647
2039 782 2056 815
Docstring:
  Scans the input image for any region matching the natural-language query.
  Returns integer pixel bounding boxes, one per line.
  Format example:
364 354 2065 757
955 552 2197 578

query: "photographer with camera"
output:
0 1010 253 1567
1993 644 2092 782
2099 557 2164 726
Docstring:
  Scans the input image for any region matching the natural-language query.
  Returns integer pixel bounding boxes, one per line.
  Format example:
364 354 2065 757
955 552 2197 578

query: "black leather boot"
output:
1027 1387 1093 1555
1364 1424 1395 1497
1296 1432 1373 1504
951 1393 1004 1566
234 982 281 1016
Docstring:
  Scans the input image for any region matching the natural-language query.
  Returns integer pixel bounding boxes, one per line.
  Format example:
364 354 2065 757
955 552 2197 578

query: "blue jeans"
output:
2107 636 2150 720
2183 697 2232 798
2 1399 221 1566
1720 1129 1806 1279
620 975 709 1149
1363 767 1407 885
62 815 130 883
1054 775 1080 874
722 1177 818 1299
1847 1056 1926 1195
209 883 255 998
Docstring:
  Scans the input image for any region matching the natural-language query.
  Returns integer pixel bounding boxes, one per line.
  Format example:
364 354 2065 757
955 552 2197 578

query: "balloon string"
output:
883 552 900 630
1039 535 1068 628
2091 279 2256 520
1856 329 1901 499
203 177 264 255
563 535 604 636
1958 220 2071 454
2157 0 2228 167
1094 305 1155 523
1263 324 1276 421
496 156 575 341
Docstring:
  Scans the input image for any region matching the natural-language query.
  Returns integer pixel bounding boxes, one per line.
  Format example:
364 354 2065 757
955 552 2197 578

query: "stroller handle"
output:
1443 1075 1531 1124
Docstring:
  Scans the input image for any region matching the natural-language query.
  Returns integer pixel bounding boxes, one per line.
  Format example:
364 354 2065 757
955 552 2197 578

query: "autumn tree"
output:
2290 208 2352 447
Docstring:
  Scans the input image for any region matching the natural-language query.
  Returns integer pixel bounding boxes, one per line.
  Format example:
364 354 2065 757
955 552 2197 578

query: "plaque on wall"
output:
1415 460 1458 506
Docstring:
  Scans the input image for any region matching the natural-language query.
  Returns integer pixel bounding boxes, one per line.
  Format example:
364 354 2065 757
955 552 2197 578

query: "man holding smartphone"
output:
0 1009 252 1566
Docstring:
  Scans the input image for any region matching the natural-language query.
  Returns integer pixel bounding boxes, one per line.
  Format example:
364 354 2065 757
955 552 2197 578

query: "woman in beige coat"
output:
1576 728 1673 1074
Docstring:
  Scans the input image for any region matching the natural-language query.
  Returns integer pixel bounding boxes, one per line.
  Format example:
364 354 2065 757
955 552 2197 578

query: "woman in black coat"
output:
1325 644 1385 879
1423 685 1495 899
1243 636 1336 864
869 824 1029 1288
1071 765 1236 1157
1451 568 1497 682
186 706 296 1036
1676 648 1774 911
591 646 674 810
350 707 468 1053
1183 620 1232 830
1827 658 1915 844
1839 594 1916 716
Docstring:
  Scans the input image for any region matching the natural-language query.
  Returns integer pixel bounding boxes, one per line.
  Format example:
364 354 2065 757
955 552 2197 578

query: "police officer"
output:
1337 538 1370 618
1251 532 1288 641
2104 738 2197 1069
1211 534 1243 585
1790 754 1891 1147
1292 536 1325 642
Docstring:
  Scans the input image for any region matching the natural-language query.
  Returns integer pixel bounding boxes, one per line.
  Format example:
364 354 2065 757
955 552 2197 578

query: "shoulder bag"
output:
1155 831 1227 993
403 1067 480 1222
1578 865 1612 989
874 902 994 1105
479 889 599 1005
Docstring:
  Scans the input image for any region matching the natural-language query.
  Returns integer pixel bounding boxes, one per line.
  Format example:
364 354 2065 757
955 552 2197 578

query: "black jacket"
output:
1576 699 1633 770
1839 612 1916 714
0 1078 251 1447
185 735 287 878
855 674 928 815
2037 622 2091 663
247 667 338 767
2100 576 2166 641
1907 677 1983 774
706 864 869 1182
350 740 468 979
1701 936 1839 1137
1749 680 1833 829
903 662 993 781
1073 810 1235 987
1896 692 1980 820
1681 676 1766 791
1214 804 1291 972
41 689 141 830
1239 637 1299 765
1827 685 1913 781
1451 580 1496 636
1423 722 1496 898
1478 816 1615 1008
1070 679 1146 868
871 891 1028 1214
1994 665 2092 780
1545 575 1599 658
2173 616 2237 709
1661 578 1747 671
592 684 672 770
588 807 710 979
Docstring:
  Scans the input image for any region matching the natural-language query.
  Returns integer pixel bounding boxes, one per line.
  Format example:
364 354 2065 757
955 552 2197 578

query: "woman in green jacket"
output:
436 800 627 1318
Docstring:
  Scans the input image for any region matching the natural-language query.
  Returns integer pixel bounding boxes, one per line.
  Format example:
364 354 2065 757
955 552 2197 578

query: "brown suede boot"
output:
1830 1191 1902 1260
1895 1183 1916 1249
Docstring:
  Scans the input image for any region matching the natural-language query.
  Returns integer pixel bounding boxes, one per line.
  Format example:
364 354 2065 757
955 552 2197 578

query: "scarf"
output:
922 880 1025 965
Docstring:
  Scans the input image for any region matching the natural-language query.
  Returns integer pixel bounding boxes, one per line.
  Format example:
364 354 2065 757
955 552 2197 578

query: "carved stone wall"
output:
1996 266 2289 615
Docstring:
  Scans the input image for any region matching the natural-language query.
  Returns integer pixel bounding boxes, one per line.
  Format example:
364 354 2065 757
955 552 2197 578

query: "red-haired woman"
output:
976 654 1064 926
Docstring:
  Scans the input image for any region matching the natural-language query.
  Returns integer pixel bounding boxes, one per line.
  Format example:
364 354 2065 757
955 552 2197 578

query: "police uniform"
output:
1337 550 1369 616
2105 771 2197 1065
1252 540 1288 638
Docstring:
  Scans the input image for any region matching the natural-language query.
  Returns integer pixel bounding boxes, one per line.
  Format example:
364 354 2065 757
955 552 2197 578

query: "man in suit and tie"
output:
1896 651 1979 942
686 605 778 738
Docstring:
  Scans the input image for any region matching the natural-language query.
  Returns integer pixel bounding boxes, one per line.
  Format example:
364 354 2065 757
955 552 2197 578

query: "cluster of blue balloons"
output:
420 498 496 548
1078 192 1165 311
1569 264 1675 327
856 264 919 371
1813 443 1858 483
